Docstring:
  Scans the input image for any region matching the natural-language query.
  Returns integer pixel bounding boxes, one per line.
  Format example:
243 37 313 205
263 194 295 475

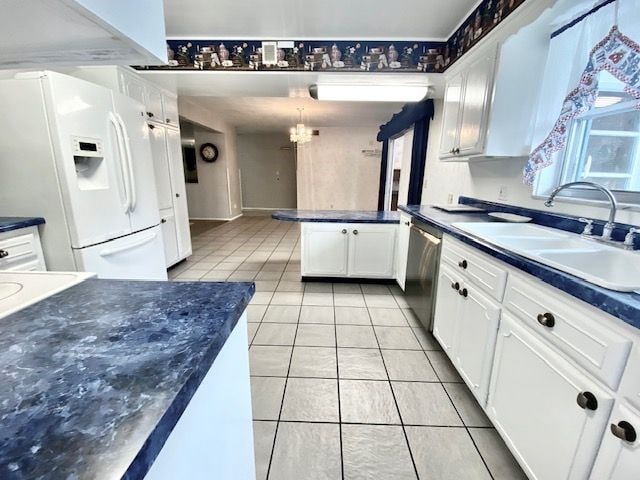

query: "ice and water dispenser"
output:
72 137 107 190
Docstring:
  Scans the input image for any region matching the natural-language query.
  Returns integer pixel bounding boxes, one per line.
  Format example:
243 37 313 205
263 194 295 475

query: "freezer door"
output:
73 226 168 280
44 72 132 248
111 92 161 232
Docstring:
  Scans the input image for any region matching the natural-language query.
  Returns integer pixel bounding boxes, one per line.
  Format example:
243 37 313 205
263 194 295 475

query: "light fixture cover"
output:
309 84 430 102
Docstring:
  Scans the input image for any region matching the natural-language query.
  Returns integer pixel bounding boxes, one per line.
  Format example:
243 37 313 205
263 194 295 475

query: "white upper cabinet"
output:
439 7 551 161
439 45 497 161
0 0 167 69
439 74 464 158
145 84 164 123
163 93 180 127
457 52 495 157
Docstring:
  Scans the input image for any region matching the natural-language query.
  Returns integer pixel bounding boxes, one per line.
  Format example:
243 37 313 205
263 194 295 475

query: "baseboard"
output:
243 207 295 217
242 207 296 211
190 214 243 221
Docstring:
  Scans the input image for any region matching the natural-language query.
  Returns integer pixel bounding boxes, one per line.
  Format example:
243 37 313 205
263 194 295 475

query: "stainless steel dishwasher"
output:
404 220 442 330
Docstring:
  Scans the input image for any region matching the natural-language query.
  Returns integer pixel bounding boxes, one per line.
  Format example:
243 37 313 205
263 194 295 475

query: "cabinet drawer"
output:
441 235 507 301
504 274 632 390
0 232 43 271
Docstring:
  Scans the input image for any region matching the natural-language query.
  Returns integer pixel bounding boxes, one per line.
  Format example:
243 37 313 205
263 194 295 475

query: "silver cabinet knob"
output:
341 229 347 234
353 229 359 235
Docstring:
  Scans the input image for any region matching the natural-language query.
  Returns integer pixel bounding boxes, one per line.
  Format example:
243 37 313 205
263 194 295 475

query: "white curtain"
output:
529 0 640 184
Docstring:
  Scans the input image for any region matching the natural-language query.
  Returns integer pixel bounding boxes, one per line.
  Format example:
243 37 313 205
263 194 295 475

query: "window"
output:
550 71 640 204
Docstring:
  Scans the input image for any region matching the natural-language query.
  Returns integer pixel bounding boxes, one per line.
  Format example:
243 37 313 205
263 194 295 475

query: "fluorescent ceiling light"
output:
309 84 430 102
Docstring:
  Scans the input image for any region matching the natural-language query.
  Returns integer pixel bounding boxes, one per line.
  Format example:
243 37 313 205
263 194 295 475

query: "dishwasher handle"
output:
410 225 442 245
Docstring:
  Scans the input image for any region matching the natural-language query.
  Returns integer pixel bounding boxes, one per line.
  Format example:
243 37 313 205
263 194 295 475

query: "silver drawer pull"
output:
0 249 9 259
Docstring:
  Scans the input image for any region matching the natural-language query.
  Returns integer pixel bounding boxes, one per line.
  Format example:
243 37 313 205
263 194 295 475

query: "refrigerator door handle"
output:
109 112 131 213
116 113 137 212
99 230 158 257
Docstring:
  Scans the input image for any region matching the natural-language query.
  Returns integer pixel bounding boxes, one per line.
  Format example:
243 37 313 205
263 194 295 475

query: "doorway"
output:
383 128 414 211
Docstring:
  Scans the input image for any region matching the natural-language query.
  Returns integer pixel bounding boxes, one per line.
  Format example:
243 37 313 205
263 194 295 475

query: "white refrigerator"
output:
0 71 167 280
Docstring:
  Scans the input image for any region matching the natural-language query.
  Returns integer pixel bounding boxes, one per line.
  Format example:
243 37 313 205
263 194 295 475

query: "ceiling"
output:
162 0 479 40
182 96 404 133
140 70 443 133
157 0 465 133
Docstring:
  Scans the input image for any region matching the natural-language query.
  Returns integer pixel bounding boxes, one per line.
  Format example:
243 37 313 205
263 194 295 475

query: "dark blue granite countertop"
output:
0 217 45 233
0 279 255 480
399 203 640 330
273 210 400 224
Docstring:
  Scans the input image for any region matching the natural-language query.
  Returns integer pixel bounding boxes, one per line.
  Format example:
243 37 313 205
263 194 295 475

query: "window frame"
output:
533 97 640 208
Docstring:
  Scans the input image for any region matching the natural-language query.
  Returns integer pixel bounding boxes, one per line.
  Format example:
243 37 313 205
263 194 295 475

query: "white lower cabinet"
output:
166 127 192 262
433 262 500 405
301 223 396 279
0 226 46 272
302 224 349 276
395 213 411 290
590 401 640 479
453 283 500 404
348 224 396 278
160 209 179 267
433 264 461 353
488 312 614 480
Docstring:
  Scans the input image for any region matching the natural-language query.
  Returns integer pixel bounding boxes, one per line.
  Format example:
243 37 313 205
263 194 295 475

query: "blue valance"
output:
377 100 435 142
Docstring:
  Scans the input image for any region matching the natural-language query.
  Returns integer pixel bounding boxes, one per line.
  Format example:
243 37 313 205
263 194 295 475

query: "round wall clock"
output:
199 143 219 163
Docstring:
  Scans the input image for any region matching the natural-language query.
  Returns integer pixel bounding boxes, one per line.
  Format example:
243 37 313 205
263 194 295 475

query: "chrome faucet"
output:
544 181 618 241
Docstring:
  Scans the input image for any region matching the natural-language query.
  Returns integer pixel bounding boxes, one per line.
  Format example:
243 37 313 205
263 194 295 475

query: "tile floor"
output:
169 216 527 480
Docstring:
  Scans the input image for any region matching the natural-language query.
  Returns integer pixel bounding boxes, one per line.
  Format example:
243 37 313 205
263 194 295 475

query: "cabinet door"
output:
439 73 463 159
453 284 500 405
395 214 411 290
433 264 462 353
118 70 146 106
148 125 174 210
160 209 179 267
347 224 396 278
163 92 180 127
166 127 192 260
145 84 164 122
458 49 496 156
301 223 349 277
590 402 640 479
488 313 613 480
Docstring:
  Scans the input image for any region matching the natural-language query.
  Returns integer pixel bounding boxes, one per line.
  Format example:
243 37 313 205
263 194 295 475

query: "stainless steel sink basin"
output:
451 222 640 292
0 271 94 319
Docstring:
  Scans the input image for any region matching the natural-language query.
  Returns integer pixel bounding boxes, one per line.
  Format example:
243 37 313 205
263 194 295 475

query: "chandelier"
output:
290 108 312 144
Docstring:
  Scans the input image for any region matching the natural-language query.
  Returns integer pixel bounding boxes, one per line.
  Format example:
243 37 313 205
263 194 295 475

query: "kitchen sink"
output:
0 271 94 319
451 222 640 292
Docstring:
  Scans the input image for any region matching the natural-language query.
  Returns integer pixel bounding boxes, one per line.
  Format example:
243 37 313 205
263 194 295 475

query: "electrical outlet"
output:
498 185 508 201
446 193 454 204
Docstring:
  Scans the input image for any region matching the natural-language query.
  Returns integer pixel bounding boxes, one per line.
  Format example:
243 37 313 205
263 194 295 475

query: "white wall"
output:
420 1 640 227
238 133 297 209
179 98 242 220
297 127 381 210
